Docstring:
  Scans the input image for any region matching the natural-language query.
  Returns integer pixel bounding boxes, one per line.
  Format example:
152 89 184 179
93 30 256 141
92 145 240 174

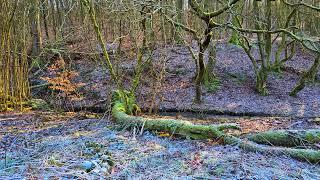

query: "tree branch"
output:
189 0 240 21
282 0 320 12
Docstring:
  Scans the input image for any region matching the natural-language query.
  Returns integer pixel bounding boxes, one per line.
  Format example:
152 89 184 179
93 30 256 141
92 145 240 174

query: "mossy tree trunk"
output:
189 0 240 103
248 129 320 147
290 55 320 96
112 97 320 163
205 41 217 80
234 136 320 164
84 0 320 164
256 69 268 96
254 0 268 96
195 24 214 103
112 95 240 139
229 0 302 96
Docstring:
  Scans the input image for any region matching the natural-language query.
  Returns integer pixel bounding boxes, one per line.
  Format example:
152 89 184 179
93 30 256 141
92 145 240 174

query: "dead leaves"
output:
239 118 290 134
41 57 85 101
189 152 203 170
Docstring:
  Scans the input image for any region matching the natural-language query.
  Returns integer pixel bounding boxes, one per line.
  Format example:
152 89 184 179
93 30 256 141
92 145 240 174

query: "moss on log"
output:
248 129 320 147
223 136 320 163
241 139 320 163
112 96 320 163
112 102 240 140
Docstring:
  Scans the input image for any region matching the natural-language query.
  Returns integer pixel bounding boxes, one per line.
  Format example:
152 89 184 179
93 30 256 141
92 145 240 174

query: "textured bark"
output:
204 41 217 84
256 69 268 96
195 24 214 103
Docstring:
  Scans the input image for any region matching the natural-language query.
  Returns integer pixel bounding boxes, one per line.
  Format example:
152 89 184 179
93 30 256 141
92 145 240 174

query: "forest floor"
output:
53 42 320 118
0 112 320 179
3 43 319 178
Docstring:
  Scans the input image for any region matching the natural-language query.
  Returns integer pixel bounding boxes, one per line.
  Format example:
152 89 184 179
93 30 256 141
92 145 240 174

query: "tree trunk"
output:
112 96 320 163
41 0 49 41
30 0 42 57
49 0 57 40
195 44 205 103
256 69 268 96
195 24 214 103
204 40 216 83
175 0 184 42
55 0 64 38
290 55 320 96
112 100 239 140
248 129 320 147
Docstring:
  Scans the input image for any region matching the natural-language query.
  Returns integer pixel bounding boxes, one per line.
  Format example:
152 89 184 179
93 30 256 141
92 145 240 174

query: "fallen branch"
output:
248 129 320 147
230 136 320 164
112 93 320 163
112 101 240 140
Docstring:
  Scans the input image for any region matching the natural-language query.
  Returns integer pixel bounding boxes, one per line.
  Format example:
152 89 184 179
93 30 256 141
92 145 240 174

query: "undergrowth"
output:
205 78 221 93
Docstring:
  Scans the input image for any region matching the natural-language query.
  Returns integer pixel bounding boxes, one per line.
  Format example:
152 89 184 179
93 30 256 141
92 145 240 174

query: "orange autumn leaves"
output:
41 57 85 101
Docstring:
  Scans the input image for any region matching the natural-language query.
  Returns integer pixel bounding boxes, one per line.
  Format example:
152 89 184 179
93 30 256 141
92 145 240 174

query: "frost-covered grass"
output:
0 113 319 179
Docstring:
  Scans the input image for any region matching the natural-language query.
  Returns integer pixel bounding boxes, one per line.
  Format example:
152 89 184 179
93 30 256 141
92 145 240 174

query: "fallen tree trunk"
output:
227 136 320 163
112 101 240 140
248 129 320 147
112 98 320 163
